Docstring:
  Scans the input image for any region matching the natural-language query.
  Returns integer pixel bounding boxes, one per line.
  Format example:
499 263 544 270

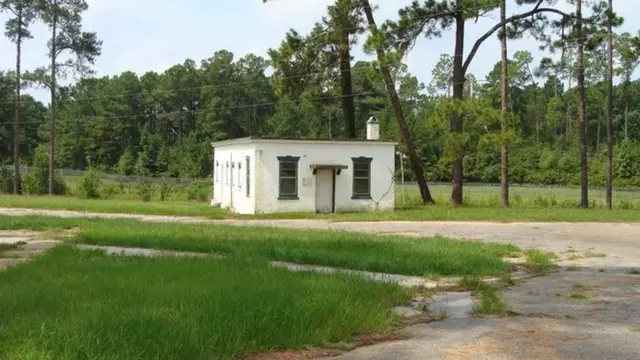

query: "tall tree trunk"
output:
624 103 628 139
339 30 356 139
576 0 589 208
500 0 509 207
561 27 571 147
13 6 23 195
49 12 57 196
606 0 614 209
624 75 629 139
450 1 465 206
362 0 434 204
596 116 601 154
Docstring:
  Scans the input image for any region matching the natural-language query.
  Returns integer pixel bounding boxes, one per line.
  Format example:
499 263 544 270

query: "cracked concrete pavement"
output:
1 207 639 359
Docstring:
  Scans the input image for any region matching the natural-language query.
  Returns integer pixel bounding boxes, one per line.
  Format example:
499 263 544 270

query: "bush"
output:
101 184 120 199
186 180 210 202
21 168 67 195
137 178 153 202
0 167 13 194
159 181 171 202
21 172 41 195
78 168 102 199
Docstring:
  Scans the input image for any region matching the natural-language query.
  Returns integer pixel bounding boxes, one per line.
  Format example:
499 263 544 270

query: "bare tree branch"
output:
462 7 573 74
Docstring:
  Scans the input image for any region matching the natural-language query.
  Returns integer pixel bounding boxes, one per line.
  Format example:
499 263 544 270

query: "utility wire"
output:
0 90 393 125
0 0 584 107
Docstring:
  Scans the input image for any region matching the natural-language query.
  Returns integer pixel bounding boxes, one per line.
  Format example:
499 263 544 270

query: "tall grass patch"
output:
0 195 227 218
75 220 517 276
0 246 410 360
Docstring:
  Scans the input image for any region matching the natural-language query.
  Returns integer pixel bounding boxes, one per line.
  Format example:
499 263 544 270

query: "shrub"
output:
78 168 102 199
186 180 210 202
21 172 41 195
0 166 13 194
137 178 153 202
101 184 120 199
617 199 636 210
21 168 67 195
159 181 171 202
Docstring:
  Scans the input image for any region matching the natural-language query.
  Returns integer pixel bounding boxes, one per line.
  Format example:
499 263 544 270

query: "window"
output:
277 156 299 200
215 161 219 183
232 162 237 187
246 156 250 197
225 162 229 185
352 157 372 199
237 162 242 189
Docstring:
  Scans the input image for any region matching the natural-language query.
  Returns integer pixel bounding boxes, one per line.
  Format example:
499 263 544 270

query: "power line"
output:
0 0 584 107
0 60 494 107
0 90 392 125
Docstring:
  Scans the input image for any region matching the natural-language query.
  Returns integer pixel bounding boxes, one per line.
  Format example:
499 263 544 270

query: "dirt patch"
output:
241 348 345 360
583 276 640 288
242 333 409 360
0 230 42 238
442 318 583 360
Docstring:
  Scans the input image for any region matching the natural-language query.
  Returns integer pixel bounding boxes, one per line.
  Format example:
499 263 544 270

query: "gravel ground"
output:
1 207 639 359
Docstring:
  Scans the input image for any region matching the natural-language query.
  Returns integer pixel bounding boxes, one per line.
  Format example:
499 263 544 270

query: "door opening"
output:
315 169 335 214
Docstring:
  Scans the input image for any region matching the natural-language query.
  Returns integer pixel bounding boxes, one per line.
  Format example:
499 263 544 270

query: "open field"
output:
0 195 227 218
3 211 640 359
76 219 518 276
0 215 518 276
0 246 410 360
4 192 640 222
3 178 640 223
397 183 640 207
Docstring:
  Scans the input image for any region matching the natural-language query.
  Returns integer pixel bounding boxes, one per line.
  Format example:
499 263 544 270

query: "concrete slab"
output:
427 292 474 319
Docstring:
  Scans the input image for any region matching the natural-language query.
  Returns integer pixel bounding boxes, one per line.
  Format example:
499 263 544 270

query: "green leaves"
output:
1 0 38 42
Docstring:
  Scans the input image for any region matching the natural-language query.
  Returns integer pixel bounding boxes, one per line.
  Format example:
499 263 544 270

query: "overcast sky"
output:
1 0 638 104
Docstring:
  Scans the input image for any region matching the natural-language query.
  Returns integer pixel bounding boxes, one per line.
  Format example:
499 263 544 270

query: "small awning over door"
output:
310 164 348 175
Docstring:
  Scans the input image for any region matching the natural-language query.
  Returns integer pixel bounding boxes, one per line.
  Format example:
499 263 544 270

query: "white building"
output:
210 118 397 214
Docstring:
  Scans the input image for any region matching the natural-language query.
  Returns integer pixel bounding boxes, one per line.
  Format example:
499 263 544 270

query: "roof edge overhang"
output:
211 137 397 148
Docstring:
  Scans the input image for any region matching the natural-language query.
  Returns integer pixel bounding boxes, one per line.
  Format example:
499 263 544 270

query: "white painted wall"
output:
256 141 395 214
212 139 396 214
211 143 257 214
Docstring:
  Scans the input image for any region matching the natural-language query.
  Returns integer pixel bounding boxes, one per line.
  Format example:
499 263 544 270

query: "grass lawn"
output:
398 183 640 206
75 220 519 277
0 215 517 277
0 246 411 360
4 188 640 222
0 195 228 218
328 206 640 222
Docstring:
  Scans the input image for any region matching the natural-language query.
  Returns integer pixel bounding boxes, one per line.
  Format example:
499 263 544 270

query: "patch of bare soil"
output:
241 348 345 360
243 329 424 359
0 230 42 238
442 318 584 360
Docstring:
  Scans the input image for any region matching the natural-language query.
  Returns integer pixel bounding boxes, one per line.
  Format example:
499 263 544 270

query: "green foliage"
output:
0 246 409 360
75 220 517 277
77 167 102 199
186 180 211 202
472 286 507 315
0 0 639 202
20 169 67 195
0 166 13 194
115 149 136 176
137 178 152 202
524 249 558 275
158 181 171 202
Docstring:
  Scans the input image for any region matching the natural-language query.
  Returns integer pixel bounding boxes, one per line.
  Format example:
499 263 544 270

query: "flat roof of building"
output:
211 137 397 147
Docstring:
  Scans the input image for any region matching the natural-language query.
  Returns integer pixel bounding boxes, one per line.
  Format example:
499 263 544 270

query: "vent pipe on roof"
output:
366 116 379 140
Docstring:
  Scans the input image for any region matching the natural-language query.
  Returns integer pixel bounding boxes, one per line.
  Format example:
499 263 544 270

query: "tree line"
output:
1 0 639 208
